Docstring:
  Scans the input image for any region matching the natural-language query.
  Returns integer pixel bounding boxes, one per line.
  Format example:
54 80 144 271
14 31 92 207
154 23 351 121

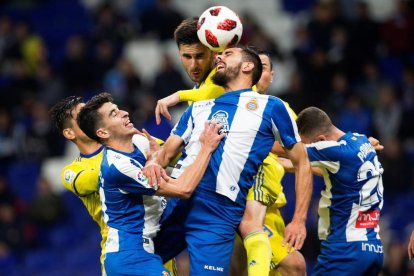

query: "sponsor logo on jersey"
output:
355 209 380 228
211 110 229 134
194 101 213 108
361 242 383 253
204 265 224 272
246 98 258 111
248 260 257 266
64 169 76 183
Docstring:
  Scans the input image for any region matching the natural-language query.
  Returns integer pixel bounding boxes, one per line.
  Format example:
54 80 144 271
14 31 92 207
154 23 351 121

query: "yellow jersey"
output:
61 146 107 272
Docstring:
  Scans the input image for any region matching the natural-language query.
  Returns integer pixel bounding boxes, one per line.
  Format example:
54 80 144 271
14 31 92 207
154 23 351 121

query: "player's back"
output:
307 132 384 242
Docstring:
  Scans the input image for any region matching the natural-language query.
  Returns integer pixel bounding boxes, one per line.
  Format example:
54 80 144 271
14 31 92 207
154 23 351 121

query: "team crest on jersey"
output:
162 271 170 276
211 110 229 134
246 98 258 111
63 169 76 183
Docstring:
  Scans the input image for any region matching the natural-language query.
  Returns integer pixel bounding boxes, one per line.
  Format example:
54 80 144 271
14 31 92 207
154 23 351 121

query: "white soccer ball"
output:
197 6 243 52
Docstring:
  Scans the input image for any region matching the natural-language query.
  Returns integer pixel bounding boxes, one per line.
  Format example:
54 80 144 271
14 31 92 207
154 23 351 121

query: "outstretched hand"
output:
155 93 180 125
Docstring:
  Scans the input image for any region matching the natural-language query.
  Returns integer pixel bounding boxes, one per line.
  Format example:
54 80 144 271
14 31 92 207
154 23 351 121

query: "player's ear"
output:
63 128 75 140
316 134 327 141
241 61 254 73
96 127 109 140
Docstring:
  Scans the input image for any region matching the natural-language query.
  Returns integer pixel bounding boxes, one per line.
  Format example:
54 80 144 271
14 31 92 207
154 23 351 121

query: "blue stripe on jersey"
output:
171 89 300 207
306 132 383 242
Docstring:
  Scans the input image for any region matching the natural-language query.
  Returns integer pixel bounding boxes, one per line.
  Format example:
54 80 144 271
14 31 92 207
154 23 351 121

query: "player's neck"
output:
331 127 346 141
224 77 252 92
77 140 102 155
106 135 135 153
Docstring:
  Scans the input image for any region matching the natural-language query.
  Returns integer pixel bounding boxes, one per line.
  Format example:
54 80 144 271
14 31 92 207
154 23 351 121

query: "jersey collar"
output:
80 145 104 158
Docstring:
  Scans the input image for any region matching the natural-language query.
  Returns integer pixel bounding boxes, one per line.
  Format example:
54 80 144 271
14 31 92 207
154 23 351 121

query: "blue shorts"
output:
313 239 383 276
105 249 170 276
155 191 244 275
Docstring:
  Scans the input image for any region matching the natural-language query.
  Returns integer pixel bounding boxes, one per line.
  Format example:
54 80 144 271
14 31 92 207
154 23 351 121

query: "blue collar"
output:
80 145 104 158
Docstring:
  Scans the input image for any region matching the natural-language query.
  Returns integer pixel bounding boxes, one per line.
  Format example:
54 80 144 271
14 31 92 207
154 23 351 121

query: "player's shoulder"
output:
307 140 347 151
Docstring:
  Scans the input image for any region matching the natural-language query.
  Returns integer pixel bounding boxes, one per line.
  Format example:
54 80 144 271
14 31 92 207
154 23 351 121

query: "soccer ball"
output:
197 6 243 52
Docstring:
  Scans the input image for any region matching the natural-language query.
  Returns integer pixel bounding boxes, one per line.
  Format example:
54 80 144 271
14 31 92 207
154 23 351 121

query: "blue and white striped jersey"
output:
99 135 166 254
307 132 384 242
171 89 300 207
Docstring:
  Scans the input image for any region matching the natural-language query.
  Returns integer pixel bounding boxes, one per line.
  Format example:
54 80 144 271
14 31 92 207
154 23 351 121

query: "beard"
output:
211 64 241 88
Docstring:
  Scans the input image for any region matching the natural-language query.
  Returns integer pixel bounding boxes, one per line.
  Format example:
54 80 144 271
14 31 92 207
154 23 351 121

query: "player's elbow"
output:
178 187 194 199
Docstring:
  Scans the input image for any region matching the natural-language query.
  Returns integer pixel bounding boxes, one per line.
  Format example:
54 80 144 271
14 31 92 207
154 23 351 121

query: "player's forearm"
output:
292 159 313 222
161 147 212 198
163 92 180 107
288 143 313 223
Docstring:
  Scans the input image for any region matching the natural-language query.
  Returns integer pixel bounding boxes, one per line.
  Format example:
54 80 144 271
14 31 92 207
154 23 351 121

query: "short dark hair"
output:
49 96 84 132
296 107 333 138
240 46 263 86
77 92 113 143
174 17 200 47
248 46 273 70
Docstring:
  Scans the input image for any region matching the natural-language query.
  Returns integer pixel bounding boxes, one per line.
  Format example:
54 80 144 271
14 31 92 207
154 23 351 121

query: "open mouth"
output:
216 62 225 71
125 119 133 128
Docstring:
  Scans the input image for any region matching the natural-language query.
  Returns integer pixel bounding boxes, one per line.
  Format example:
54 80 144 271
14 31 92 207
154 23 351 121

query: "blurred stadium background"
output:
0 0 414 275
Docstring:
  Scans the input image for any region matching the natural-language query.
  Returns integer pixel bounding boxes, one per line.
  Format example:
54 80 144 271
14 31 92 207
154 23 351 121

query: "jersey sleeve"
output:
171 105 194 144
107 152 157 196
270 98 301 149
61 163 99 196
178 84 225 103
306 141 345 173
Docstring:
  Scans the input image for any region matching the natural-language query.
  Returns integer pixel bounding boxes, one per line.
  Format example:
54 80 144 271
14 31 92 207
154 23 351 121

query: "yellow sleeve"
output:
177 68 225 103
178 84 225 102
61 162 99 196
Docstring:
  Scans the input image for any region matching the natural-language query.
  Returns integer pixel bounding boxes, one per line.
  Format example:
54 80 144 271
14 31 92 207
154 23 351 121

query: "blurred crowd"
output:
0 0 414 274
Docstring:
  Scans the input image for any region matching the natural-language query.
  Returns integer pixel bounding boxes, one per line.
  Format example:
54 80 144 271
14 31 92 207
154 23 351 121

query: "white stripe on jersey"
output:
171 101 212 179
107 150 153 189
105 227 120 253
215 95 268 201
318 169 333 240
346 203 369 241
142 195 164 252
311 160 340 174
309 140 347 150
